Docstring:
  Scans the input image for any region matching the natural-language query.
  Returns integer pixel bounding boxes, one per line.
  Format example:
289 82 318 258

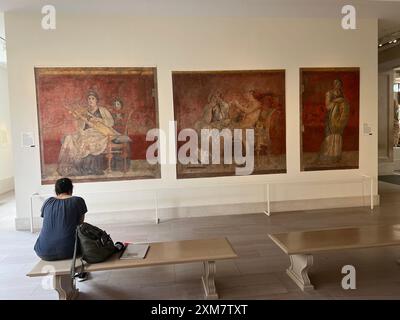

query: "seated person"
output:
34 178 88 279
34 178 88 281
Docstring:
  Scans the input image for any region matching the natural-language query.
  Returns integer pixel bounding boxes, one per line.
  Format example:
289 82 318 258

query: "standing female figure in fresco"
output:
57 91 116 176
393 93 400 147
319 79 350 163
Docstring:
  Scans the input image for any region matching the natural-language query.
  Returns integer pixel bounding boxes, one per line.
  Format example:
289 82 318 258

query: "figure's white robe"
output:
57 107 114 176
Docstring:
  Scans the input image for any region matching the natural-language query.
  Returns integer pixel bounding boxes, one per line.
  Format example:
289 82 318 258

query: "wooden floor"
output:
1 183 400 300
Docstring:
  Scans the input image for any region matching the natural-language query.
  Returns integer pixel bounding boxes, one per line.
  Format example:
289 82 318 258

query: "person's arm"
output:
231 100 247 113
245 103 261 114
325 91 335 110
78 197 88 225
232 100 260 114
40 199 49 218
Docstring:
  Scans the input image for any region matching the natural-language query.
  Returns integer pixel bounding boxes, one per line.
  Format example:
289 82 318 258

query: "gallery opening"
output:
1 0 400 306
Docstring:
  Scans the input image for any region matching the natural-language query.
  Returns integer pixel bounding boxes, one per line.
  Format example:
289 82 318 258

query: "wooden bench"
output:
27 237 237 300
269 224 400 291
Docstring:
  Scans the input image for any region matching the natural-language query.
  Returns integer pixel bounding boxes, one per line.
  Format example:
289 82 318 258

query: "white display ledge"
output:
29 174 374 234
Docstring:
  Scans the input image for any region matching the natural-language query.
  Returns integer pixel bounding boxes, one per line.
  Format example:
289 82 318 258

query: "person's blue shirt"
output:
34 196 87 261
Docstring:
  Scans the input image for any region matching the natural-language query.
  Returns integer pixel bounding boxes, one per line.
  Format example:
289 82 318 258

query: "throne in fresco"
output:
104 135 131 173
104 114 132 174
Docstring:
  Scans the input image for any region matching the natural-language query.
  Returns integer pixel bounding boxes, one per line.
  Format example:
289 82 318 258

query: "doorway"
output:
378 67 400 194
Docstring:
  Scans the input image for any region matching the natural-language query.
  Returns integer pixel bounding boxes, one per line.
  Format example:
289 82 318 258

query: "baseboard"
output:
0 177 14 196
16 194 380 231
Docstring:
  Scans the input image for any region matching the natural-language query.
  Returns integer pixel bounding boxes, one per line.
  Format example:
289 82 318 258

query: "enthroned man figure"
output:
194 91 231 132
57 90 115 176
193 91 232 164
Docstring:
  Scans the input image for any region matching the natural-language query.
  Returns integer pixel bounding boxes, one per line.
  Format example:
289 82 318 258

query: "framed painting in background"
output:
300 67 360 171
173 70 287 179
35 67 160 184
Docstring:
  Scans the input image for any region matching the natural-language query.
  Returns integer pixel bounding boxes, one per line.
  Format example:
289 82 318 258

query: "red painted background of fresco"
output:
301 69 360 153
173 71 286 155
36 70 158 164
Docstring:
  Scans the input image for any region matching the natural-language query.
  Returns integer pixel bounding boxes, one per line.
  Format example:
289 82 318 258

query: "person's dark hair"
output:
114 98 124 108
55 178 73 195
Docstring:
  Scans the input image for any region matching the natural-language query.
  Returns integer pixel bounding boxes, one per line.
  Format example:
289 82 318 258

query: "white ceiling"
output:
0 0 399 38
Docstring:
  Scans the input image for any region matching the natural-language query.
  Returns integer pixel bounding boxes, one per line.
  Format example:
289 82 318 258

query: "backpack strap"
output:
70 227 79 279
79 258 85 275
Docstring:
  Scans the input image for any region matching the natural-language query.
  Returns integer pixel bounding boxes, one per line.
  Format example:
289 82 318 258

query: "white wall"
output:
4 12 378 230
0 12 13 195
0 65 13 194
0 12 3 36
0 12 6 65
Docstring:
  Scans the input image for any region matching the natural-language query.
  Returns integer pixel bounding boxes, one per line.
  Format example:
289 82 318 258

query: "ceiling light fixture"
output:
378 31 400 50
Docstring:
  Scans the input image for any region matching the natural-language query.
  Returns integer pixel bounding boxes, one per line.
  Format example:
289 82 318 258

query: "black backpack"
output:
70 223 117 278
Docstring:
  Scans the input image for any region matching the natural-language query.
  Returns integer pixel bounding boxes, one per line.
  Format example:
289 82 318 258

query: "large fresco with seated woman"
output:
172 70 286 178
300 68 360 171
35 67 160 184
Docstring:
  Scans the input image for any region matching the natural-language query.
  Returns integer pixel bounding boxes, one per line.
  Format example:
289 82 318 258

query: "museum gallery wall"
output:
300 68 360 171
35 67 160 184
172 70 287 179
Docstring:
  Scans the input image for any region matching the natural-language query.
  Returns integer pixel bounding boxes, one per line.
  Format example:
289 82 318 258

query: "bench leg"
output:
53 275 79 300
202 261 218 299
286 254 314 291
